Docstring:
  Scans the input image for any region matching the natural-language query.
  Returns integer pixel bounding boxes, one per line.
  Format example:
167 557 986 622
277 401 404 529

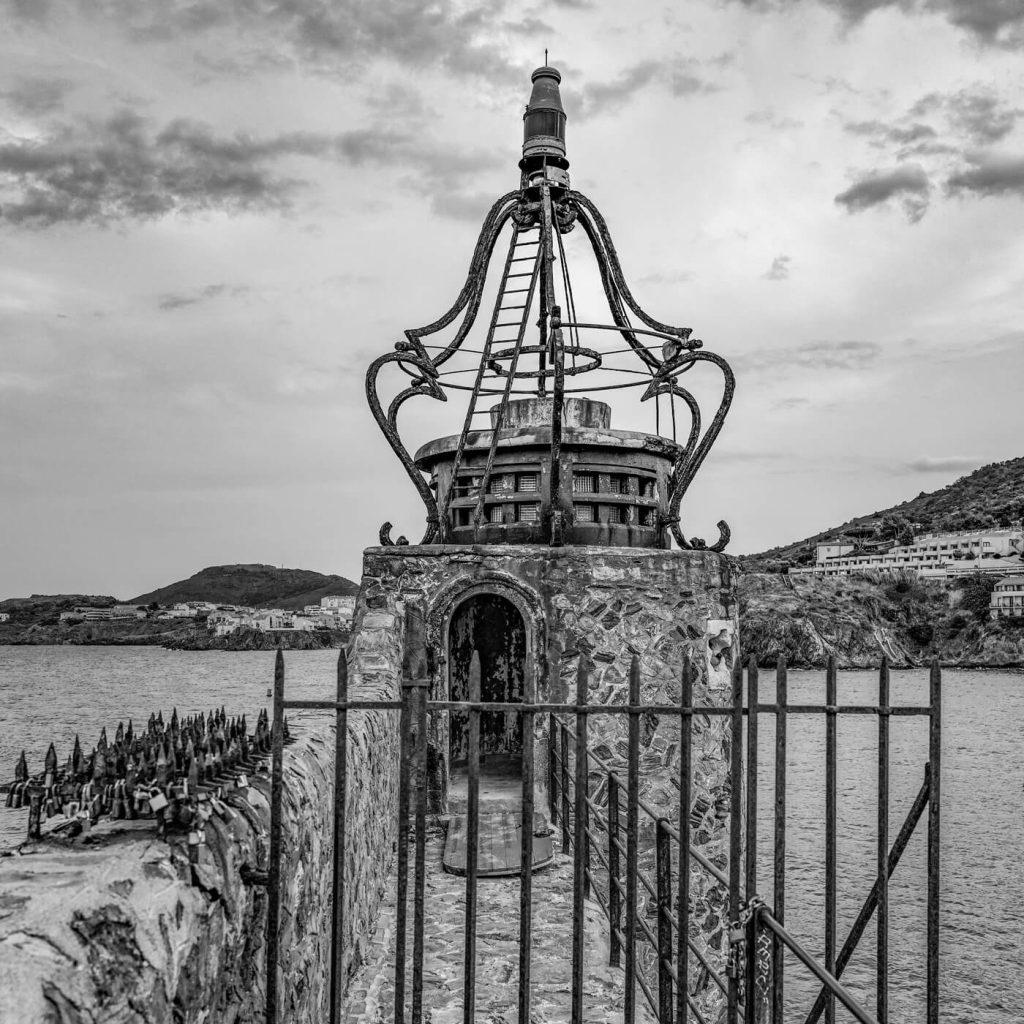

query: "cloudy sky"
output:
1 0 1022 598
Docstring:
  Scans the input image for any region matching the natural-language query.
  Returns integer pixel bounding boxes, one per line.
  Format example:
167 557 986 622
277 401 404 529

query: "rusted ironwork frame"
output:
393 671 412 1020
678 657 694 1023
927 661 941 1024
624 654 642 1024
772 659 787 1024
329 650 348 1024
366 192 519 544
824 657 837 1024
282 697 933 718
744 659 759 1024
264 649 285 1024
876 658 890 1023
758 908 880 1024
728 658 743 1024
571 659 590 1024
608 772 622 967
656 350 735 552
803 767 931 1024
656 818 674 1020
570 191 694 351
557 719 730 888
406 191 522 367
518 637 537 1024
463 653 481 1024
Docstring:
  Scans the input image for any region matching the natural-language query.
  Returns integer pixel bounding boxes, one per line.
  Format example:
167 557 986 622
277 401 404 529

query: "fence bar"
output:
518 644 536 1024
329 650 348 1024
463 653 482 1024
571 660 590 1024
624 653 642 1024
411 682 428 1022
393 655 414 1021
772 658 787 1024
280 698 932 717
608 772 622 967
656 818 674 1021
548 710 557 824
727 657 743 1024
927 661 941 1024
677 657 693 1024
264 649 285 1024
876 658 890 1023
744 658 759 1024
561 721 571 852
824 657 837 1024
758 909 881 1024
804 769 930 1024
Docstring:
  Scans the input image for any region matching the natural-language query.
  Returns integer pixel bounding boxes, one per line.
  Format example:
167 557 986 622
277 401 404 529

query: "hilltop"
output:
741 456 1024 571
130 564 359 610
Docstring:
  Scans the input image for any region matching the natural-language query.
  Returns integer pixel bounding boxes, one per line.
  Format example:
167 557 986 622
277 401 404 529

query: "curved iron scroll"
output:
366 184 735 551
366 192 520 543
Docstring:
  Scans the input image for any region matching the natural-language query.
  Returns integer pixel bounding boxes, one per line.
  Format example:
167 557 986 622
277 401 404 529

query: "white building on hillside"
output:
789 528 1024 579
991 577 1024 620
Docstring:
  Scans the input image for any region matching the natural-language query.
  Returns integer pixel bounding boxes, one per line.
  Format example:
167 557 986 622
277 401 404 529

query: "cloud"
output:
729 0 1024 47
843 118 941 155
946 153 1024 198
834 164 931 222
0 108 506 227
905 455 983 472
762 255 792 280
637 269 695 285
572 58 716 120
7 0 528 82
736 340 881 372
0 76 74 117
0 111 324 227
911 85 1022 145
746 108 803 131
157 284 250 310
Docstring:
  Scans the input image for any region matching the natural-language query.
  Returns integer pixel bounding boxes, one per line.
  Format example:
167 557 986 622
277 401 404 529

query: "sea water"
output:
0 648 1020 1021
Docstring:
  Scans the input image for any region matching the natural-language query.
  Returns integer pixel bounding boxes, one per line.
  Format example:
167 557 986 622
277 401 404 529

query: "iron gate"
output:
263 613 941 1024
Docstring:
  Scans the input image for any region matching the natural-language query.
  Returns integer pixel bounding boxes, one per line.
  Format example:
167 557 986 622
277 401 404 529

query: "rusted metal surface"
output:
365 66 734 551
330 650 348 1024
7 702 272 846
261 639 941 1024
265 650 285 1024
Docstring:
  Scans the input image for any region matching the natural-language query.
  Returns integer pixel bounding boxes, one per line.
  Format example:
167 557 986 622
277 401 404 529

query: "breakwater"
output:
0 618 404 1023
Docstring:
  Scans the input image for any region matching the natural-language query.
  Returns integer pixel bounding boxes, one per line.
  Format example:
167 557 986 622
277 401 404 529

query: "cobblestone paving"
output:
346 823 655 1023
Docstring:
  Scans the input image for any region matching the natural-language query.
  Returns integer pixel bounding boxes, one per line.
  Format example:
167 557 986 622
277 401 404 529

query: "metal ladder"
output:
439 224 543 538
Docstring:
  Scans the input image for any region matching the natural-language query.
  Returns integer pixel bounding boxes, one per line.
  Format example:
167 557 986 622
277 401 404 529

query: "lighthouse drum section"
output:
366 64 735 552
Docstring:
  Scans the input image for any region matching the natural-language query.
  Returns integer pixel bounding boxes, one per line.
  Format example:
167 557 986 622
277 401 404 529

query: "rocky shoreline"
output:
0 620 347 652
735 569 1024 669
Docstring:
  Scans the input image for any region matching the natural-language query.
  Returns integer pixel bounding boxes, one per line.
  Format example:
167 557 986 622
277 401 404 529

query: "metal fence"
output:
265 611 941 1024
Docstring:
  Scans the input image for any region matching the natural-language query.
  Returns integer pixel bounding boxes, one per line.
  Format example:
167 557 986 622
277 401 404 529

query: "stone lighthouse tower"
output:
359 64 737 949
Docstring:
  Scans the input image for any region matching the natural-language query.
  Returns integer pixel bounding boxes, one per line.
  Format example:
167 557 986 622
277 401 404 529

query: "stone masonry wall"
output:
356 543 739 1017
0 645 404 1024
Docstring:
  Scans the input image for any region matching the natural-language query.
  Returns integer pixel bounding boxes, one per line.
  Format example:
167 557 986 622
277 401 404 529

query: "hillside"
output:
736 570 1024 668
130 564 359 609
742 456 1024 570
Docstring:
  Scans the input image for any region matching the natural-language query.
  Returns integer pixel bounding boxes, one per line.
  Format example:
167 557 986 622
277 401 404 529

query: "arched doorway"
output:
448 592 526 774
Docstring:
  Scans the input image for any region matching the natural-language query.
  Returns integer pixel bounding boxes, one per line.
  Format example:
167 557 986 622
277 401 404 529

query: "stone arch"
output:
423 572 547 812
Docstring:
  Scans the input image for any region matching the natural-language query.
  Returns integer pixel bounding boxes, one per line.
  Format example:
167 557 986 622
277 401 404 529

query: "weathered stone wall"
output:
0 669 403 1024
356 543 738 1015
0 723 333 1024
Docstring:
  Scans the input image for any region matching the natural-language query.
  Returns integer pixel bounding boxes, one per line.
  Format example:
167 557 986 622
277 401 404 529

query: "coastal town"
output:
54 595 356 636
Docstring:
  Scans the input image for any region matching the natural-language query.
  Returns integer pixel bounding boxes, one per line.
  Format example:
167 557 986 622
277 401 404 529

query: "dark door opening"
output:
448 592 526 776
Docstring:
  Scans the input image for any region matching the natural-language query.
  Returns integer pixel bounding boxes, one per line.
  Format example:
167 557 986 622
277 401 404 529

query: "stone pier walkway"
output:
345 822 655 1023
